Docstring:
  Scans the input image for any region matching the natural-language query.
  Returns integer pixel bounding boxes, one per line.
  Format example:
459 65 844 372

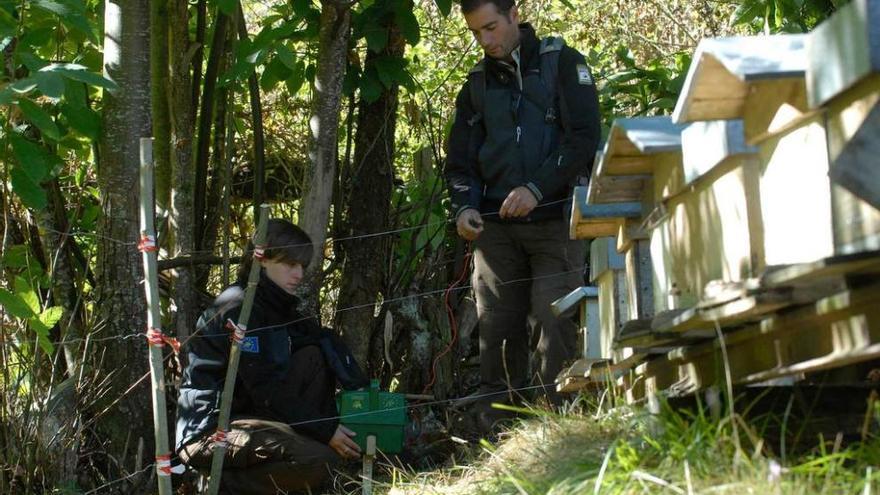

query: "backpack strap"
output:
466 60 486 127
538 36 564 124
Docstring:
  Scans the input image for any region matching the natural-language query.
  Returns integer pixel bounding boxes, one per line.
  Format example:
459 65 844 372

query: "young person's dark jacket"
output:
176 271 343 453
445 23 601 222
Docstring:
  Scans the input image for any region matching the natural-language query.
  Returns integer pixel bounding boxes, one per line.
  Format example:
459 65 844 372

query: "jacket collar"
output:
254 269 300 316
486 23 540 79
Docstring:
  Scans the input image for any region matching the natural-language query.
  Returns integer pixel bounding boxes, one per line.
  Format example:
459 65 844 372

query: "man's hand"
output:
328 425 361 459
456 209 484 241
499 186 538 219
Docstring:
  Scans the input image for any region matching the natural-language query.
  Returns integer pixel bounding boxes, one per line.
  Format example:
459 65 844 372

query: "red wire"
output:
422 243 473 395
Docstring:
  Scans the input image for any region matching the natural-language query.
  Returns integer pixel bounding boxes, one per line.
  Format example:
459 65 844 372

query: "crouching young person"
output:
175 219 368 494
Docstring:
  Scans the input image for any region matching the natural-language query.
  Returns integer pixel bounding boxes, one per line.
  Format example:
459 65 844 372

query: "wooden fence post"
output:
206 204 270 494
138 137 174 495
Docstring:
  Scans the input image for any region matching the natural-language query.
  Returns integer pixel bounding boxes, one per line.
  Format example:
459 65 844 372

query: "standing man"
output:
445 0 601 428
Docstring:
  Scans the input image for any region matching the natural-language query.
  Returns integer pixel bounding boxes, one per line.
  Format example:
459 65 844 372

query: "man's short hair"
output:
460 0 515 16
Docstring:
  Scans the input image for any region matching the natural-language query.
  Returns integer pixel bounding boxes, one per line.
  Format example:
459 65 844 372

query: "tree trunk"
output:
297 0 351 313
98 0 154 490
150 0 171 212
193 12 229 252
334 28 404 367
169 0 197 338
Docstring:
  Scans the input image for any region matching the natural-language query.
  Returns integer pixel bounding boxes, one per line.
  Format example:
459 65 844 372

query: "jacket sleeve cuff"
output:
525 182 543 202
455 206 479 220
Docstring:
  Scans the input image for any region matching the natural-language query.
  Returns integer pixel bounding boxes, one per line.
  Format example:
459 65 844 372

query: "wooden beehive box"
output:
572 118 686 350
674 32 880 268
807 0 880 253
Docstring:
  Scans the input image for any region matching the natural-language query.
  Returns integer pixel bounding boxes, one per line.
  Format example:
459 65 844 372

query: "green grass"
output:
368 395 880 495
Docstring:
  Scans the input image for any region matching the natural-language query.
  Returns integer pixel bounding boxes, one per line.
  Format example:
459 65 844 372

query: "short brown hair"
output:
461 0 515 15
237 219 313 281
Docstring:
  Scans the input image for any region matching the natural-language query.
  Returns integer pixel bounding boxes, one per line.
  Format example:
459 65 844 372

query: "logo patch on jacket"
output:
240 336 260 353
576 64 593 85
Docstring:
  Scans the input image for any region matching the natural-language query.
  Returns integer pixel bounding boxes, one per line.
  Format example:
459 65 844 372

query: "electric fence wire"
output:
0 264 586 351
5 197 588 476
34 198 572 257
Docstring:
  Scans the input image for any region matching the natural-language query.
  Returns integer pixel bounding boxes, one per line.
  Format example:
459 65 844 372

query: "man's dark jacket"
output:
445 23 601 222
175 271 339 453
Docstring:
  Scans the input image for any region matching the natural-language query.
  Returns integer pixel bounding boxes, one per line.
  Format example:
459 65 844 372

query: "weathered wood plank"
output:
590 237 626 282
588 174 650 205
645 283 880 399
673 35 808 124
758 116 835 266
743 79 811 145
572 186 644 238
825 77 880 212
654 290 793 334
681 120 757 185
613 117 685 154
761 250 880 289
806 0 880 108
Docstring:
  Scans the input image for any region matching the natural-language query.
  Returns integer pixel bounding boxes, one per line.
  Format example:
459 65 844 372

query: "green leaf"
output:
433 0 451 16
395 7 420 46
260 56 292 92
18 51 49 72
373 56 407 89
10 134 57 182
17 98 61 140
360 70 383 103
558 0 575 10
35 72 65 99
730 1 763 26
44 64 117 90
11 78 38 94
774 0 791 28
15 276 40 315
342 66 361 96
291 0 312 17
217 0 236 15
32 0 97 42
275 44 297 70
10 165 48 209
2 245 30 269
63 78 88 107
0 288 36 319
364 26 388 53
28 318 55 355
285 60 306 95
38 306 64 330
60 101 100 139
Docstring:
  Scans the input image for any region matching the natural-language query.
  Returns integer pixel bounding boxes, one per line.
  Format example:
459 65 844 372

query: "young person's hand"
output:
456 209 484 240
328 424 361 459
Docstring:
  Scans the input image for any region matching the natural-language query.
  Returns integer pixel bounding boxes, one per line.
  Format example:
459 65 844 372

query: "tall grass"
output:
369 392 880 495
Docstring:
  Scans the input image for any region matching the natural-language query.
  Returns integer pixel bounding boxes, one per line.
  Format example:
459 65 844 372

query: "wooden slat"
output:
588 175 649 204
761 250 880 289
673 36 808 124
681 119 757 185
654 290 793 334
606 156 653 175
642 282 880 400
825 77 880 211
806 0 880 108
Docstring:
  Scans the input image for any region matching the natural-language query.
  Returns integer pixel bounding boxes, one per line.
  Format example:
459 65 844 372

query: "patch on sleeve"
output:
576 64 593 85
240 336 260 353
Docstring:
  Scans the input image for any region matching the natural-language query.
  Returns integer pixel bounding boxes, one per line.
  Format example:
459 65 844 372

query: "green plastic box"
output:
338 379 407 454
